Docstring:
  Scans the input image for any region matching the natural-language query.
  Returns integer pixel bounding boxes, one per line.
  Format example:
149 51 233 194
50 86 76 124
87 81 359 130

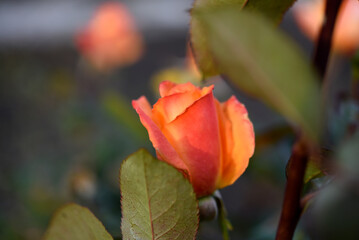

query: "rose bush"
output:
132 81 255 197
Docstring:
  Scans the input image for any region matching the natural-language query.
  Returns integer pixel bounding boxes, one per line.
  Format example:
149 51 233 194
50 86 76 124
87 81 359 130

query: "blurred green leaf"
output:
309 139 359 239
313 180 359 240
338 136 359 175
351 50 359 80
243 0 297 24
190 0 247 77
120 149 198 240
101 91 146 141
329 100 359 144
43 203 113 240
194 8 321 141
304 159 323 184
303 148 332 184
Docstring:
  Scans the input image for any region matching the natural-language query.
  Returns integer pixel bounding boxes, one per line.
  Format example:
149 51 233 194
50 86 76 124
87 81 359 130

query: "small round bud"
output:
198 195 218 221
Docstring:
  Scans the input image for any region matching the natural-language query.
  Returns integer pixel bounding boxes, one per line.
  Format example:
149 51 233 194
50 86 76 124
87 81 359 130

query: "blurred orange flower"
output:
76 2 143 70
293 0 359 55
133 81 255 197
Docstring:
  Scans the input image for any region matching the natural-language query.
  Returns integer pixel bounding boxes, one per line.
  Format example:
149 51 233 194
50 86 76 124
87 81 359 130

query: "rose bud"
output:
132 81 255 197
76 2 143 71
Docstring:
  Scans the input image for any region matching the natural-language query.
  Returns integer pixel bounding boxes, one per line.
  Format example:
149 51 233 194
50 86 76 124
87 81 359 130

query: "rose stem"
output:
275 138 308 240
275 1 343 239
312 0 343 79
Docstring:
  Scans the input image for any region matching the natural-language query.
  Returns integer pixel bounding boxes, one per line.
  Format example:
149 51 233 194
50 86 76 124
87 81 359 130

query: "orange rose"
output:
76 2 143 70
132 81 255 197
293 0 359 55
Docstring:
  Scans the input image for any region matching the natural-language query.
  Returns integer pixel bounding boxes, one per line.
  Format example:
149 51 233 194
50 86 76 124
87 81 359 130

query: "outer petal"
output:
163 92 221 197
153 85 214 124
134 96 152 116
132 97 189 174
159 81 199 97
216 96 255 189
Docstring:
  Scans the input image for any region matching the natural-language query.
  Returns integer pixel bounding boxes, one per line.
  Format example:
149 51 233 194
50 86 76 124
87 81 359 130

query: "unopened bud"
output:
198 195 218 221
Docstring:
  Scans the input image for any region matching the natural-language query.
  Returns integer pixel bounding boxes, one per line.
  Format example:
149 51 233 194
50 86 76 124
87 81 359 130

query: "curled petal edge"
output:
132 97 189 175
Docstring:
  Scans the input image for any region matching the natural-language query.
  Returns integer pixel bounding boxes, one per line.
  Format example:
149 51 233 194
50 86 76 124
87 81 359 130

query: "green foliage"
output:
192 8 321 141
338 136 359 175
190 0 296 77
120 149 199 240
352 51 359 75
303 159 324 184
101 91 147 142
243 0 297 24
305 137 359 239
312 178 359 239
190 0 247 77
314 182 359 240
43 203 113 240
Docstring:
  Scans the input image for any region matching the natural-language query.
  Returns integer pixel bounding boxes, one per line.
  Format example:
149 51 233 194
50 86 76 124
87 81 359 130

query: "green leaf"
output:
338 136 359 175
351 51 359 87
243 0 297 24
101 91 147 141
303 148 332 184
43 203 113 240
120 149 199 240
190 0 247 77
194 8 321 141
304 159 324 184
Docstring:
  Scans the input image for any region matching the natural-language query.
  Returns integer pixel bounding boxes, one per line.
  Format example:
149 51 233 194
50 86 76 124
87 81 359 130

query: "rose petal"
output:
159 81 198 97
153 85 214 124
159 81 213 98
132 97 189 173
134 96 153 117
162 91 221 197
216 96 255 189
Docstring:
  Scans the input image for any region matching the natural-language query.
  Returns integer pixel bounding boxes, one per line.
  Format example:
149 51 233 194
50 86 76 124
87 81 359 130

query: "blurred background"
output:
1 0 358 239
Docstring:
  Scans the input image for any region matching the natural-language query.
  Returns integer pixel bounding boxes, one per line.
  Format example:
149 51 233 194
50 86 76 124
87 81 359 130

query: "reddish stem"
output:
312 0 343 79
275 139 309 240
275 1 343 239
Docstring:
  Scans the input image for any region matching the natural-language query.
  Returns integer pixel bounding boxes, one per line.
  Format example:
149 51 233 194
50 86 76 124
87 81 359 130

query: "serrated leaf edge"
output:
119 148 199 240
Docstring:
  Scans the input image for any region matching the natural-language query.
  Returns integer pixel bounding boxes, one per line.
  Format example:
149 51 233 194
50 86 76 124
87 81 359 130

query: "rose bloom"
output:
293 0 359 55
76 2 143 70
132 81 255 197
